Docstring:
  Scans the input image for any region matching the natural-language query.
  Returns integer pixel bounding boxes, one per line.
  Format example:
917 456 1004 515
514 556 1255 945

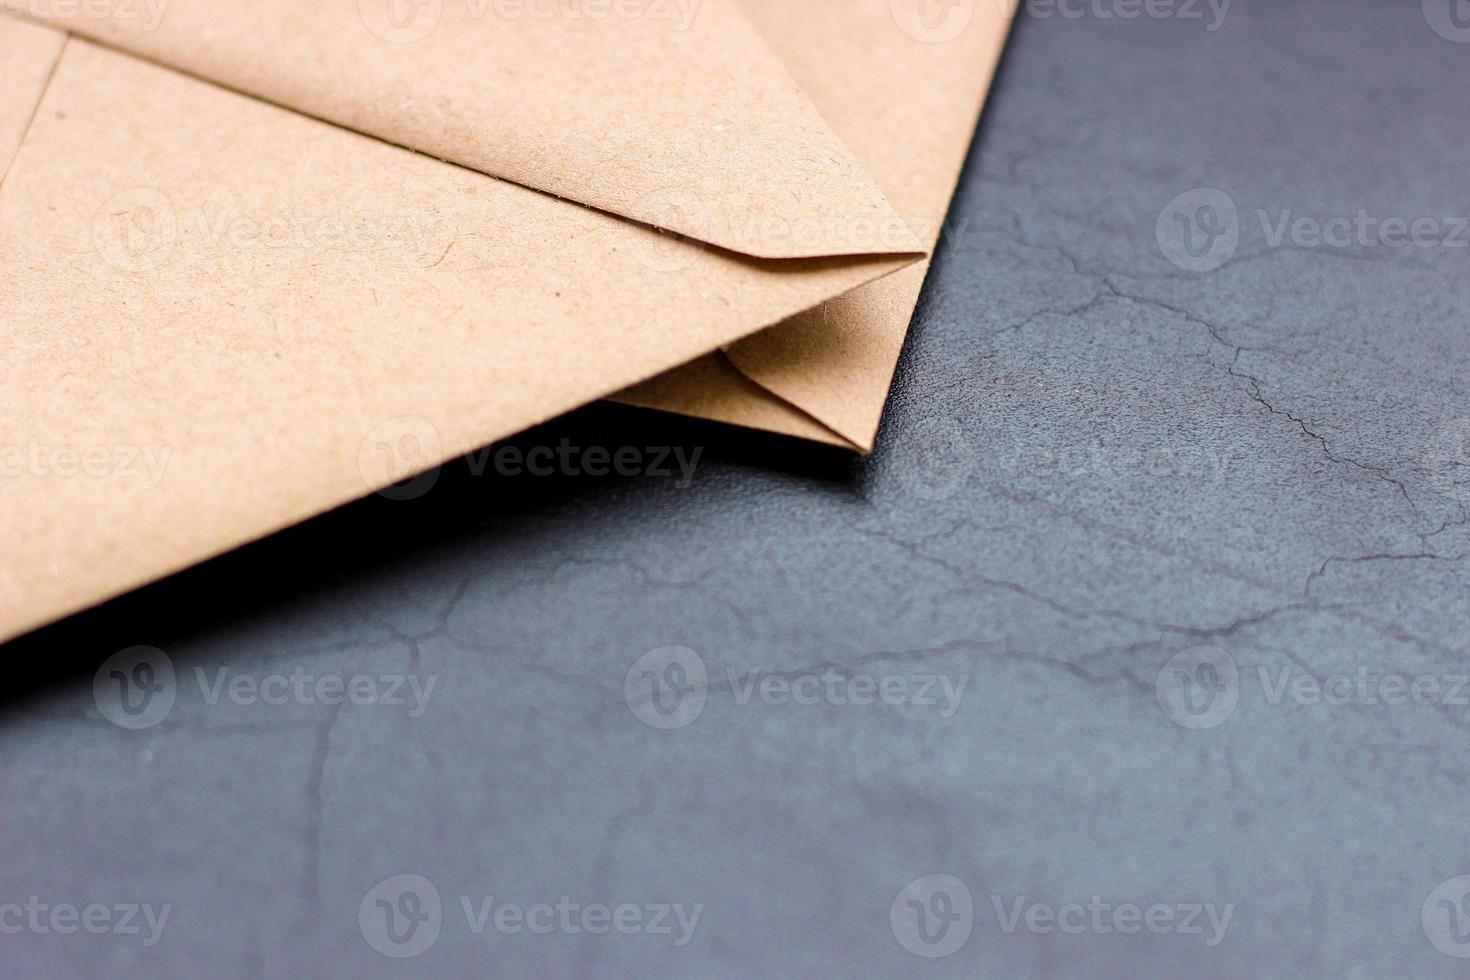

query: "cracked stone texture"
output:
3 1 1470 976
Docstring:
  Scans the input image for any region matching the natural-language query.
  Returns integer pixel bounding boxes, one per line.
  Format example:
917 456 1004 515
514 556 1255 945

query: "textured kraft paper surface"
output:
8 0 1014 451
5 0 919 260
1 3 1014 641
624 0 1015 449
0 29 915 644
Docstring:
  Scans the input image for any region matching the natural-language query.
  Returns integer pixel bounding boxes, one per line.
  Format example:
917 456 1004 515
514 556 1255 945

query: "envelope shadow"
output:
0 402 863 714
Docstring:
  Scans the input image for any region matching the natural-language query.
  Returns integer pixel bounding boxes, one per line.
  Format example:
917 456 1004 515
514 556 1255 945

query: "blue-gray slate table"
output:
4 0 1469 976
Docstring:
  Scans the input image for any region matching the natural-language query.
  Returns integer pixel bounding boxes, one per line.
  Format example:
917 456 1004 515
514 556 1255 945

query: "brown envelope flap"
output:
5 0 922 260
616 352 861 450
673 0 1018 451
0 34 918 643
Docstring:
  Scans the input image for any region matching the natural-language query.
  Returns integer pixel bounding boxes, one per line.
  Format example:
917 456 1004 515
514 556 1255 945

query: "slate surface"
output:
4 1 1470 976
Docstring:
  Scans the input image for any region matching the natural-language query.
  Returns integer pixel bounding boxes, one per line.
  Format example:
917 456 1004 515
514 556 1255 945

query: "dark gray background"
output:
5 0 1470 976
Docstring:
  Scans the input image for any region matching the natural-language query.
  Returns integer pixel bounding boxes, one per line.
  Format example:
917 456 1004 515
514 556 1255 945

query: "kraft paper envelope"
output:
626 0 1014 449
1 2 1012 642
8 0 1015 451
0 16 922 642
